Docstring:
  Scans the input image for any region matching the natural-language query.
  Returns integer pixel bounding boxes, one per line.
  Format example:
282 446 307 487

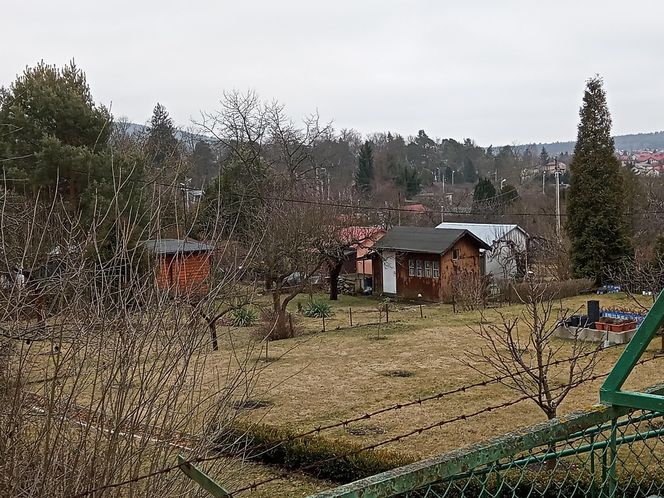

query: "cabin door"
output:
382 252 397 294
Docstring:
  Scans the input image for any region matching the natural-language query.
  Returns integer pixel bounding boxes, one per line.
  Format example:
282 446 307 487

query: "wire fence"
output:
397 408 664 498
308 385 664 498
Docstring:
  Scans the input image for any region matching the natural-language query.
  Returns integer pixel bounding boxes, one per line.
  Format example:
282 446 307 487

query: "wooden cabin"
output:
371 226 490 302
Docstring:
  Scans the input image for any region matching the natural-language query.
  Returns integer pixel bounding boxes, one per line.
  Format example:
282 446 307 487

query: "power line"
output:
3 169 664 219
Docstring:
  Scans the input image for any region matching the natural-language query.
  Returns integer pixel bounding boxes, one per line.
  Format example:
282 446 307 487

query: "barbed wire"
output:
69 342 658 497
229 352 664 495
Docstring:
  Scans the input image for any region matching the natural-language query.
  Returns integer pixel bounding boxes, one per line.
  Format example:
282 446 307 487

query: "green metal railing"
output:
306 290 664 498
180 291 664 497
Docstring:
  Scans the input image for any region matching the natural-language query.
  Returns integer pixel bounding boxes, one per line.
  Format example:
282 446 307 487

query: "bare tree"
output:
0 169 266 496
451 269 489 311
607 257 664 350
196 91 349 337
464 279 601 420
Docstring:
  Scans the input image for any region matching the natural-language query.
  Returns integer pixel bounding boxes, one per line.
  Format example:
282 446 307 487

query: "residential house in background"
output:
338 226 386 291
371 226 490 302
144 239 214 297
435 222 528 279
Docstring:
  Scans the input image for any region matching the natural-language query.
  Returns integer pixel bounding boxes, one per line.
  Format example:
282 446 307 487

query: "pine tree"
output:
0 61 111 199
539 147 549 167
566 76 632 282
355 141 374 194
146 103 180 168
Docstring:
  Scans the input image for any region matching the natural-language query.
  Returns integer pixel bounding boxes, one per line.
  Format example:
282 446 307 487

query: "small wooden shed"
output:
144 239 214 296
371 226 490 302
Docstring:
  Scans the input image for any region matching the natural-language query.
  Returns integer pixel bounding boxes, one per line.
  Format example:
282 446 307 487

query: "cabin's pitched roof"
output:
374 227 490 254
143 239 214 255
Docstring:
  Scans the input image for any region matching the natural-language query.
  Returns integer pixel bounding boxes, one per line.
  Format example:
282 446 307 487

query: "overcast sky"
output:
2 1 662 145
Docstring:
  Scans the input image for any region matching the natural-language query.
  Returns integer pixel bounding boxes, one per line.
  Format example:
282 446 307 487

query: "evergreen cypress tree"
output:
473 178 496 203
566 76 632 282
396 164 421 197
355 141 374 194
462 157 477 183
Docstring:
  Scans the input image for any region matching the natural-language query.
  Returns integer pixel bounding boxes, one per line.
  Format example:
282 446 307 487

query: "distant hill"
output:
515 131 664 155
117 122 210 147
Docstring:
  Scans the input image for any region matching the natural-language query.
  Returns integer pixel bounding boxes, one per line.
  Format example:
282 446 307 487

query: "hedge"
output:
215 422 414 483
500 278 595 303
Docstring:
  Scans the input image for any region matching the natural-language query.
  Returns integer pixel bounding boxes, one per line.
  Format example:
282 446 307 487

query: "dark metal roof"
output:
373 227 491 254
143 239 215 255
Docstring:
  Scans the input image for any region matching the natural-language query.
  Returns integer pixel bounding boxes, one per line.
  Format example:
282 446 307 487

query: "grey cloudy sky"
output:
2 0 662 145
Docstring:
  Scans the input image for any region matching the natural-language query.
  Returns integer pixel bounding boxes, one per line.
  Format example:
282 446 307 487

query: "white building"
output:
435 222 528 279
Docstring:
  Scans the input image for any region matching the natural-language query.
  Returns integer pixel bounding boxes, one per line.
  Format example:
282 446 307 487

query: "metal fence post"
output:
608 418 618 498
590 434 597 498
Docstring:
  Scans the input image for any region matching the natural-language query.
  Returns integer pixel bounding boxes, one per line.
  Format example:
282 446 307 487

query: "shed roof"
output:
143 239 215 255
435 222 526 246
373 226 490 254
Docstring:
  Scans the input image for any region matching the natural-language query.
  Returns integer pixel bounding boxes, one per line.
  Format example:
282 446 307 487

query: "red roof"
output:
340 226 386 248
401 203 430 213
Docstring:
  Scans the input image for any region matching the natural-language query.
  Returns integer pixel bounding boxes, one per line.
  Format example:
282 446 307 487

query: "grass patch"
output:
346 425 386 436
232 399 272 410
381 369 415 378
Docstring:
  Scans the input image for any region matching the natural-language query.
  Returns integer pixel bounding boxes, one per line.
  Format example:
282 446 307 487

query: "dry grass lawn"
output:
16 291 662 497
219 292 662 463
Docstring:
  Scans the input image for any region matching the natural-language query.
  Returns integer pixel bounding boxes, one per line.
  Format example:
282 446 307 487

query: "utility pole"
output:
440 205 444 223
451 170 455 186
555 158 561 236
397 191 402 226
542 171 545 195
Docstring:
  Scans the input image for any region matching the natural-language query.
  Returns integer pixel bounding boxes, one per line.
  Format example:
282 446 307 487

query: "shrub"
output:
379 297 395 311
303 300 333 318
501 278 594 303
230 307 258 327
451 270 489 311
215 422 413 483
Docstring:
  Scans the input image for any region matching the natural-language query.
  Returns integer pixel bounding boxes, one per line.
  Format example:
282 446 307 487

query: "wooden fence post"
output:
349 307 353 327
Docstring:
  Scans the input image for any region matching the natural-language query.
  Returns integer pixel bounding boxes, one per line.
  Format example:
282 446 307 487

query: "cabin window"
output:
452 248 461 260
416 260 423 277
424 260 432 278
433 261 440 278
408 259 415 277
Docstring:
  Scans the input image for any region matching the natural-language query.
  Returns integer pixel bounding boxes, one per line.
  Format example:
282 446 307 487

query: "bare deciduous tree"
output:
465 279 601 420
0 170 266 496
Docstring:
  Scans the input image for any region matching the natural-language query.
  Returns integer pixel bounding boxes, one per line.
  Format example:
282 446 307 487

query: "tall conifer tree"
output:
146 103 180 168
566 77 632 282
355 141 374 194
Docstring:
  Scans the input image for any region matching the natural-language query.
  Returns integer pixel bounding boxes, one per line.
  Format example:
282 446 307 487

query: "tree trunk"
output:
270 284 292 340
328 260 343 301
272 303 290 340
209 322 218 351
